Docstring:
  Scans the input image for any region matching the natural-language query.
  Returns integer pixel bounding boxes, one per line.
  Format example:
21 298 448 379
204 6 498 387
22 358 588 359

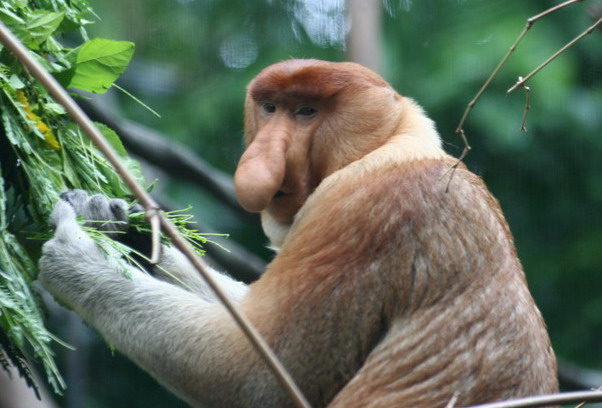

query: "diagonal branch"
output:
77 96 265 281
507 14 602 93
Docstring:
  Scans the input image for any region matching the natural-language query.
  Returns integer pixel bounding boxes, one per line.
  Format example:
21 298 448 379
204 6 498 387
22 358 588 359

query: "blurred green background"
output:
43 0 602 406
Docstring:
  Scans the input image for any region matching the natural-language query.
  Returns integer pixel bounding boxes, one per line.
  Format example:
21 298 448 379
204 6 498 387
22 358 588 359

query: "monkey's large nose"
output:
234 140 287 213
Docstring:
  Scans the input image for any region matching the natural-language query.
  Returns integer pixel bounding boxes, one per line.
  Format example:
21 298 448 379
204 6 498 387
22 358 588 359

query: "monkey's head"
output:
234 59 407 245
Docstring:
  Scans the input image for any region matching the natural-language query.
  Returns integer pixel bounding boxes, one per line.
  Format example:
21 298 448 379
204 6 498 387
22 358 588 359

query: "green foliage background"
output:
84 1 602 406
89 0 602 357
1 0 601 407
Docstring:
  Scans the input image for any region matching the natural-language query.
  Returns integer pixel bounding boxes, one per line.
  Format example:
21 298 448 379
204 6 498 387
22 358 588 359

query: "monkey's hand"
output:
59 190 155 265
59 189 131 237
39 199 136 313
40 191 249 304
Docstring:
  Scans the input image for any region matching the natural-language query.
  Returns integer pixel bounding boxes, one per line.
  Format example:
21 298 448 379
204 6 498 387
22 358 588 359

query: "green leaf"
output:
95 122 128 157
44 102 66 115
0 8 25 25
26 11 64 46
95 123 146 188
8 75 25 90
63 38 134 93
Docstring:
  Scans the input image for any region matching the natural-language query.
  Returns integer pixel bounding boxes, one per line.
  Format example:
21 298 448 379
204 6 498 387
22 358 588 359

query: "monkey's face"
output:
234 59 404 227
234 95 322 224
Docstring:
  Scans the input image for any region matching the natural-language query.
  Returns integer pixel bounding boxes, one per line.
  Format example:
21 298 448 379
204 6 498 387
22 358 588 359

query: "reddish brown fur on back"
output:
236 59 556 408
244 157 557 407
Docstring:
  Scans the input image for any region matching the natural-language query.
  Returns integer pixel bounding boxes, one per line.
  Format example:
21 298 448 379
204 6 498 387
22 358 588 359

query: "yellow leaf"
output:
16 90 60 150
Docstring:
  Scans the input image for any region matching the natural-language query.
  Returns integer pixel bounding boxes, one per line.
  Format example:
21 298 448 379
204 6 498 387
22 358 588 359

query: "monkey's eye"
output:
296 106 317 117
262 103 276 114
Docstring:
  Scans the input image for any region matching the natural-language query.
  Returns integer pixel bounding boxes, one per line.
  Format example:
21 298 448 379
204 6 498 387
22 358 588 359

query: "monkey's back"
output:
321 157 558 407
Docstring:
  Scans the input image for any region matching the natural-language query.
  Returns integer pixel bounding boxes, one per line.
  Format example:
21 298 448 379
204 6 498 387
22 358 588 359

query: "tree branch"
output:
558 358 602 390
507 13 602 93
455 0 585 155
463 390 602 408
76 97 250 220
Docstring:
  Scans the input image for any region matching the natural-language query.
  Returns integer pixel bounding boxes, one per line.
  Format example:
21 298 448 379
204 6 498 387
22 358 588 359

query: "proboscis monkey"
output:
39 59 558 408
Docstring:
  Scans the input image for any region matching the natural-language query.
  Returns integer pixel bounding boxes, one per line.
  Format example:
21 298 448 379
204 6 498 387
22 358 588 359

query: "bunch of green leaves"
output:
0 0 137 395
129 207 229 258
0 0 210 396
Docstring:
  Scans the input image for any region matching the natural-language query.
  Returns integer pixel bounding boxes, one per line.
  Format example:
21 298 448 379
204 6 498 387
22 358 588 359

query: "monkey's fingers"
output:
60 189 129 234
48 201 95 249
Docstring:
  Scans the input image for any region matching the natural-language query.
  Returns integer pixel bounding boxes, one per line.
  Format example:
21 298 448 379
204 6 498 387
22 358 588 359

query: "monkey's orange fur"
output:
236 59 557 407
40 59 557 408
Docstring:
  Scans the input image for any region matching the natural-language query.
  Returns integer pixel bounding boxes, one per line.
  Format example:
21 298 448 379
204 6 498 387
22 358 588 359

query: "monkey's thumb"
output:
234 139 286 213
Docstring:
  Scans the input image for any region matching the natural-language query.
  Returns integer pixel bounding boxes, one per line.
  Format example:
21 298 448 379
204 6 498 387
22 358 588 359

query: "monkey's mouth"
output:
274 190 288 198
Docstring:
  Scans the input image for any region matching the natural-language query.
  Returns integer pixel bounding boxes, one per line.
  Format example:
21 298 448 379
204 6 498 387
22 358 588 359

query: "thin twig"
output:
508 14 602 93
529 0 585 22
443 127 471 192
0 21 312 408
519 82 531 131
463 390 602 408
575 385 602 408
453 0 584 164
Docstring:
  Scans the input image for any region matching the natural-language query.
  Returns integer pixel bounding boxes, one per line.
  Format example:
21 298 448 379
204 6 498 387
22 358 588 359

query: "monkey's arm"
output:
57 190 248 302
39 201 259 407
38 186 401 408
154 245 249 302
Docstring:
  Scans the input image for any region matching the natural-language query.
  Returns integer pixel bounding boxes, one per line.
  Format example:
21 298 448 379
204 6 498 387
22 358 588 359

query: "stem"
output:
528 0 585 24
520 84 531 131
0 21 312 408
463 390 602 408
455 24 528 137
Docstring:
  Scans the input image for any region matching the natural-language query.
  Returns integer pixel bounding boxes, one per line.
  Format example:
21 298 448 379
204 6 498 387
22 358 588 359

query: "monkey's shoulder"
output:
290 157 510 257
381 157 513 241
341 157 498 217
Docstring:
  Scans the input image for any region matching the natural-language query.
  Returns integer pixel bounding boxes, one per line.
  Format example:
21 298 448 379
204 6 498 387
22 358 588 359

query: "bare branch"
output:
443 129 471 193
455 0 585 155
463 390 602 408
508 14 602 93
528 0 585 23
559 358 602 390
0 21 311 408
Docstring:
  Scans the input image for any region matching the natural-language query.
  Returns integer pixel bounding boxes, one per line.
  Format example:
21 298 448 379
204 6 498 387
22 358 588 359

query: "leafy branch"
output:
0 0 208 397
